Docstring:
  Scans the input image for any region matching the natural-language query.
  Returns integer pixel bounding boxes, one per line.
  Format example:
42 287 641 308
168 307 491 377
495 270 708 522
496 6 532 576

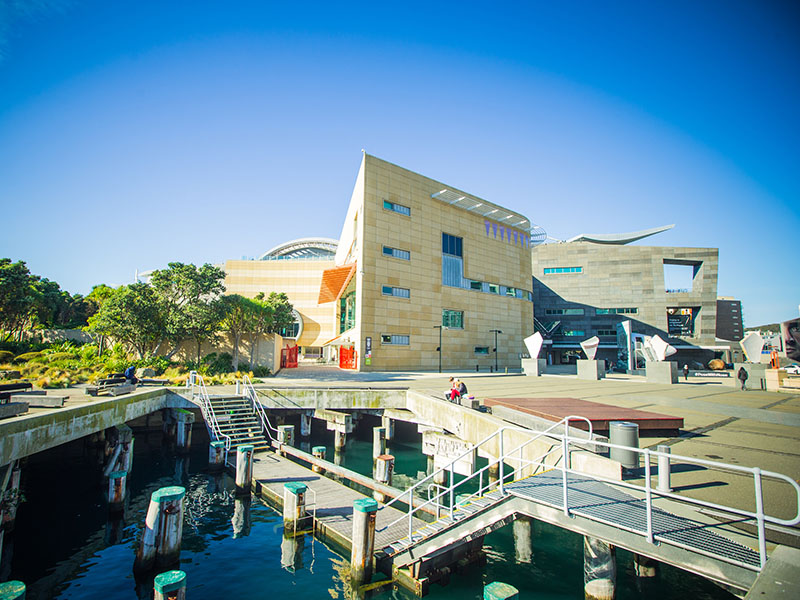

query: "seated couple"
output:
447 377 468 402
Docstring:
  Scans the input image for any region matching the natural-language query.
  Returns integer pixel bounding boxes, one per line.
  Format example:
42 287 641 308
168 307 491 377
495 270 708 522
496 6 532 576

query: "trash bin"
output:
609 421 639 469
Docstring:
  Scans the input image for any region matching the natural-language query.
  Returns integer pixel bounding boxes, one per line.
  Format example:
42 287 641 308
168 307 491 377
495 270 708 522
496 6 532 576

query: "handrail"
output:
241 375 278 440
187 371 232 463
377 415 593 541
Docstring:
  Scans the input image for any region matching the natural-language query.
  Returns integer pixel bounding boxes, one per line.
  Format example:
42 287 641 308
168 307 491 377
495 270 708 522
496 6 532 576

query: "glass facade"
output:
339 291 356 333
381 334 409 345
442 309 464 329
383 200 410 215
382 246 410 260
382 286 410 298
596 307 638 315
544 267 583 274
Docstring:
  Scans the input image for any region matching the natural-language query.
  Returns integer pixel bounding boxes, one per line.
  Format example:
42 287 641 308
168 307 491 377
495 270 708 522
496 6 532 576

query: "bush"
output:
199 352 234 376
45 352 78 363
134 355 173 375
0 351 13 363
251 365 271 377
14 351 44 363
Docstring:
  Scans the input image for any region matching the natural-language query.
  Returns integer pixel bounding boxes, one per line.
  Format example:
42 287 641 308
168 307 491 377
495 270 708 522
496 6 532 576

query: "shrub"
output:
134 355 173 375
14 351 44 363
0 351 13 363
200 352 234 376
251 365 271 377
45 352 78 363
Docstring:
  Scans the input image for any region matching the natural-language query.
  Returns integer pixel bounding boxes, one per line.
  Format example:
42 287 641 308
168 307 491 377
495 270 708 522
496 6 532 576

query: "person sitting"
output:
124 365 138 385
449 378 468 402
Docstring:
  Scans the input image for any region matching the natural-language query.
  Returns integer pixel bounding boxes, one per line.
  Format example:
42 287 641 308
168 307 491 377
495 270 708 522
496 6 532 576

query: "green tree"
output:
84 284 117 356
87 283 163 359
221 294 258 371
149 262 226 357
0 259 35 342
266 292 295 335
248 293 274 369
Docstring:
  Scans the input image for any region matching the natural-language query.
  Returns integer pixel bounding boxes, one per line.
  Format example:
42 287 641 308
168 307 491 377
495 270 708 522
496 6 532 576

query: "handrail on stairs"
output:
241 375 278 441
187 370 232 464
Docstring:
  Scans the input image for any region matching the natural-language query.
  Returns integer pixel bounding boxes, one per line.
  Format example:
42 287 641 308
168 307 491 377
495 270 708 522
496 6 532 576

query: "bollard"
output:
283 482 307 535
484 581 519 599
300 412 312 437
513 516 533 564
382 415 394 441
208 441 226 471
350 498 378 587
235 445 254 495
153 570 187 600
373 454 394 502
312 446 326 473
657 445 671 493
232 496 252 539
175 410 195 454
334 430 346 452
278 425 295 456
0 581 26 600
134 486 186 573
372 427 386 463
584 536 616 600
633 554 657 578
108 470 127 512
609 421 639 470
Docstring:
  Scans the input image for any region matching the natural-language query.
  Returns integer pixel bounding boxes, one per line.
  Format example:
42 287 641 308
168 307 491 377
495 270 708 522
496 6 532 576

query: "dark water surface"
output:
4 420 735 599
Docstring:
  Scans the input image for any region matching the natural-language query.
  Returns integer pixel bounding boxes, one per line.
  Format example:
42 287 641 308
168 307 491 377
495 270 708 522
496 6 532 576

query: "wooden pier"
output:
249 450 425 553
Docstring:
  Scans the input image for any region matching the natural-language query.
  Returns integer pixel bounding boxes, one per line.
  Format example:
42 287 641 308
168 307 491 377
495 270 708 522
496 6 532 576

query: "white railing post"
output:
753 467 767 568
449 464 455 519
562 431 569 516
498 430 505 494
644 449 653 543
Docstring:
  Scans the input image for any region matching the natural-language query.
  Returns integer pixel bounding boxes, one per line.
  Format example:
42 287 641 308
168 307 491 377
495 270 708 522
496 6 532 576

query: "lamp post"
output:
490 329 503 372
433 325 443 373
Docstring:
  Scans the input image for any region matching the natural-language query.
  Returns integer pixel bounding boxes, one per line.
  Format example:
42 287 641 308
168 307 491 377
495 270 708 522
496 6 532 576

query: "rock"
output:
707 359 725 371
136 367 156 378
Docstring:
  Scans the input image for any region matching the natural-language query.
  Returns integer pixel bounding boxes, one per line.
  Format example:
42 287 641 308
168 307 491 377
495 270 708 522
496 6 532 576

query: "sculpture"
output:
643 335 677 362
524 332 544 359
580 336 600 361
740 332 764 363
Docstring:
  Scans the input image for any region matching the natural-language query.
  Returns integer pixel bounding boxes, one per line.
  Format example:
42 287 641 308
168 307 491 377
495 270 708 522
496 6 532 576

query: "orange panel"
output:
318 263 357 304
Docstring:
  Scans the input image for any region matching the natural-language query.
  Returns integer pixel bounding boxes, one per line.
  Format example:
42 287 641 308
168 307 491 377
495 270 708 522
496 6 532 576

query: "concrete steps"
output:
206 395 270 451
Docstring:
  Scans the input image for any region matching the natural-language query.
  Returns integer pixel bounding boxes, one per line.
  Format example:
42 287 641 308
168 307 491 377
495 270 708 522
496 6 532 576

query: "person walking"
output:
683 364 689 381
737 366 748 391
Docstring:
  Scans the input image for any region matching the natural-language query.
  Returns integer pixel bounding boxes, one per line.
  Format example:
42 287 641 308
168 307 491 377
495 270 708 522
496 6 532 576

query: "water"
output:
4 419 736 599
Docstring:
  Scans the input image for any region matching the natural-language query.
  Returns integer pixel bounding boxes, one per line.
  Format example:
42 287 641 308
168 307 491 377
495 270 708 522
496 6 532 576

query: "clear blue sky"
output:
0 1 797 326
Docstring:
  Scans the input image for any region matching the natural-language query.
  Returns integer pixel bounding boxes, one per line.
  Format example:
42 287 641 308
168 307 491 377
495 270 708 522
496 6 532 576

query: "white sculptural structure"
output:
643 335 677 362
740 332 764 363
580 336 600 361
524 332 544 359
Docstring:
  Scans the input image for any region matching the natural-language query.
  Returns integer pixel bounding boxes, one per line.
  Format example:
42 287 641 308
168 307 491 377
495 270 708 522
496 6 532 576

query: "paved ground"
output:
266 364 800 526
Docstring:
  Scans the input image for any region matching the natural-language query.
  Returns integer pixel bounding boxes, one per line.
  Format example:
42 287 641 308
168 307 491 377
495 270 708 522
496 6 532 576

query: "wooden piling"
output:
0 581 26 599
373 455 394 502
208 441 226 471
382 415 394 441
232 496 251 539
633 554 657 578
300 412 312 437
134 486 186 573
282 482 307 534
153 570 186 600
584 536 616 600
278 425 295 457
235 445 254 495
334 430 346 452
175 410 195 454
2 462 21 531
108 470 127 513
350 498 378 587
311 446 326 473
513 516 533 564
372 427 386 463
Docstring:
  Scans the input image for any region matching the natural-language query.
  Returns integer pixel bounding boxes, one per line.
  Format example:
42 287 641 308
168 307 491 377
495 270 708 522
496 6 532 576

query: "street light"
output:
433 325 443 373
490 329 503 372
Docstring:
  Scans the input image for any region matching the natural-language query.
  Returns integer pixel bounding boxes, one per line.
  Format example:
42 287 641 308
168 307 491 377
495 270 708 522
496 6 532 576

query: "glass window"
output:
442 309 464 329
474 346 490 355
546 308 585 315
562 330 585 337
470 280 482 290
382 246 410 260
383 200 411 216
381 334 409 345
596 307 638 315
382 286 410 298
544 267 583 274
442 233 463 257
506 287 516 297
597 329 616 336
488 284 499 294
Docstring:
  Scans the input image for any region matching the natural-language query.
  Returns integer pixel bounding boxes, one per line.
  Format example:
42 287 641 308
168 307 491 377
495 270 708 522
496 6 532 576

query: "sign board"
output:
667 308 694 336
365 336 372 365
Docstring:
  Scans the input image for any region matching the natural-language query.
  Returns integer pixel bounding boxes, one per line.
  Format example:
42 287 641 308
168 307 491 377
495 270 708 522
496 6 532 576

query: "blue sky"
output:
0 1 797 326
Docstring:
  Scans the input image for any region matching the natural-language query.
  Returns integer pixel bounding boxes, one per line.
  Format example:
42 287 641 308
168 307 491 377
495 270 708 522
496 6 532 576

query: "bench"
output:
10 394 66 408
0 402 29 419
86 377 128 396
0 382 33 403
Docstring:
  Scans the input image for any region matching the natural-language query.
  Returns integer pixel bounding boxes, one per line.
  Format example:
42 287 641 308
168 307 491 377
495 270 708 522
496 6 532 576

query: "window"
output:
382 286 410 298
544 267 583 274
381 334 409 345
561 330 585 337
442 233 463 257
383 200 410 216
469 280 482 291
442 309 464 329
545 308 585 315
596 308 638 315
505 287 516 297
488 284 499 294
597 329 616 336
382 246 410 260
474 346 490 355
339 291 356 334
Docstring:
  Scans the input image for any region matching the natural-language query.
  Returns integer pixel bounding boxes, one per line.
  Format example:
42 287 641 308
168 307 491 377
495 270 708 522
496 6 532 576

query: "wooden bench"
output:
0 382 33 404
86 377 128 396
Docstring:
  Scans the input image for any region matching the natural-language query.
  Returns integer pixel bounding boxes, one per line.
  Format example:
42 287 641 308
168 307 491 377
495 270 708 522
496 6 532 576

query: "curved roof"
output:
259 237 339 260
566 224 675 245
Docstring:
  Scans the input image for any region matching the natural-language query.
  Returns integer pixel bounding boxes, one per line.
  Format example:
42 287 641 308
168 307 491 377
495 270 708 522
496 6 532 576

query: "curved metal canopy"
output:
259 237 339 260
565 224 675 245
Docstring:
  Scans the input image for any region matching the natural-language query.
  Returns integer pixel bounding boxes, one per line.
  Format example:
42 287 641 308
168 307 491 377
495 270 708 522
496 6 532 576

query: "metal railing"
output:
377 415 594 543
241 375 278 442
378 412 800 572
187 371 232 462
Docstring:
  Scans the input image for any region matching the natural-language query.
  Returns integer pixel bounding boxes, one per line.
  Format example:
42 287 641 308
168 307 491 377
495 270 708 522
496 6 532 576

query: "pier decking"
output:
249 450 425 551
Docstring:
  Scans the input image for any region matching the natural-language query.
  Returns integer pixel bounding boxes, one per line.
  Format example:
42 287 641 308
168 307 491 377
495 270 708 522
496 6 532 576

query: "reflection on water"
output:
3 422 735 599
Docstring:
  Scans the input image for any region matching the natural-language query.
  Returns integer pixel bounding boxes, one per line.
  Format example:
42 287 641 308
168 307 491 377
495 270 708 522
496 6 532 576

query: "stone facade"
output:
532 242 719 365
332 153 534 371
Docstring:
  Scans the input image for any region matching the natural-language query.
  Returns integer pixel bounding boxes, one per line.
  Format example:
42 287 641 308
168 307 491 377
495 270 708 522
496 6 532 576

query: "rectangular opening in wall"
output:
663 260 699 293
667 307 699 337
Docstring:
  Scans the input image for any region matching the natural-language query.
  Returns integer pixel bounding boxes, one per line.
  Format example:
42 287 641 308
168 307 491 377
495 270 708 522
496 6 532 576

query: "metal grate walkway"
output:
506 471 761 569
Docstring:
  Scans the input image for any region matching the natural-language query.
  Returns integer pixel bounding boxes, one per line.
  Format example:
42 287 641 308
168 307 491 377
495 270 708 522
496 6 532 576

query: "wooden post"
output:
175 410 195 454
584 536 616 600
382 415 394 441
300 412 312 437
334 430 346 453
2 462 21 531
278 425 295 457
108 470 127 513
235 445 254 495
484 582 519 599
153 570 186 600
488 462 500 486
372 427 386 464
312 446 326 473
162 409 176 441
0 581 26 599
633 554 657 578
208 441 226 471
350 498 378 587
513 516 532 564
134 486 186 573
282 482 307 535
373 455 394 502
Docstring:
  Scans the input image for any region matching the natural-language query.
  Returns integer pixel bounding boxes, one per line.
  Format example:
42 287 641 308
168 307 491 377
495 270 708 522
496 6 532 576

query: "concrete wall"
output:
341 153 534 371
257 387 407 410
166 331 279 371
